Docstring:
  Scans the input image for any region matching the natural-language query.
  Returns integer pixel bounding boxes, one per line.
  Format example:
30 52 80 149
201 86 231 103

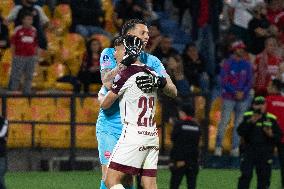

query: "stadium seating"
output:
7 98 31 121
76 97 100 123
31 98 56 121
53 4 72 31
42 4 52 19
53 99 70 122
101 0 117 34
76 125 97 148
0 50 12 87
7 124 32 148
0 0 14 17
35 124 70 148
89 84 102 93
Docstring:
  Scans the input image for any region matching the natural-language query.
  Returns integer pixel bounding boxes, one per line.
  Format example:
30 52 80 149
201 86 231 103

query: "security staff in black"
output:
0 116 8 189
169 104 201 189
237 96 282 189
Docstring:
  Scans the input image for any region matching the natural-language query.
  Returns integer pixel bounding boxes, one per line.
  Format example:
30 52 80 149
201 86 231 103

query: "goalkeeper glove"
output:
120 35 143 67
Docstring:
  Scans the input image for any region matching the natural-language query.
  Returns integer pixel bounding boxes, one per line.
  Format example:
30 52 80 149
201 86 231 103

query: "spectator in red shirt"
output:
254 36 282 96
266 78 284 188
8 11 38 94
77 38 102 93
267 0 284 25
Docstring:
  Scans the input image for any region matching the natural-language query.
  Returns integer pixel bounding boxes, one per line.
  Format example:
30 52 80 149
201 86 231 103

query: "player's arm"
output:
101 64 126 89
136 58 177 98
101 68 119 89
163 76 177 98
100 91 119 110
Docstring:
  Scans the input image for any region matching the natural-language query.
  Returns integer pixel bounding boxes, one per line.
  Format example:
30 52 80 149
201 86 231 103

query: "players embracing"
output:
96 19 177 189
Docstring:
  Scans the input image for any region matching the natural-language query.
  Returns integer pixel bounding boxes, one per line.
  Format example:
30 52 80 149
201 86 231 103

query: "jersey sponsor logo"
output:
272 101 284 107
182 125 199 131
139 146 159 151
104 151 111 159
137 130 158 136
21 36 34 43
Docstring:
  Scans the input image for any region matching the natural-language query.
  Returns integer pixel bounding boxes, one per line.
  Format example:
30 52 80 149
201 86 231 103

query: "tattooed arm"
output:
101 64 126 89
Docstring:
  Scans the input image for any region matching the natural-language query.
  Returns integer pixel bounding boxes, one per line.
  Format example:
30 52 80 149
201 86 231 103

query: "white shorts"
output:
108 123 159 177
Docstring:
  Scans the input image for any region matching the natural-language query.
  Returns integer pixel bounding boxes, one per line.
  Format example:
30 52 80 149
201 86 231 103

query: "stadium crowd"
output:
1 0 284 188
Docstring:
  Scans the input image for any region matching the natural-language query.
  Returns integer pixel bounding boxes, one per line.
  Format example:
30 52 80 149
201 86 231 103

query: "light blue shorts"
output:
96 131 121 165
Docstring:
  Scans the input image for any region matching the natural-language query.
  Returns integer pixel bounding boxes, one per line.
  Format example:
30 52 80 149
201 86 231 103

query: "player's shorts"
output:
108 123 159 177
97 131 121 165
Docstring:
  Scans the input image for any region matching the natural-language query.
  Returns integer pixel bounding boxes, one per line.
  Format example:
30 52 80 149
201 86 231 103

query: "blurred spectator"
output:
189 0 223 78
214 41 253 157
77 38 102 93
228 0 263 45
6 0 49 49
266 0 284 25
182 43 210 94
237 96 281 189
70 0 109 38
0 13 9 61
266 79 284 188
152 35 189 95
8 12 38 94
114 0 149 29
169 103 201 189
144 0 158 22
247 3 272 55
153 35 179 67
145 21 162 53
172 0 190 25
254 37 282 96
0 116 8 189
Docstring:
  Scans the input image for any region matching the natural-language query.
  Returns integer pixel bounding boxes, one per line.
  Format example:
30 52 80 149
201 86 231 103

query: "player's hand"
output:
121 35 143 67
136 75 154 93
263 127 274 138
136 74 167 93
249 114 262 123
121 53 138 67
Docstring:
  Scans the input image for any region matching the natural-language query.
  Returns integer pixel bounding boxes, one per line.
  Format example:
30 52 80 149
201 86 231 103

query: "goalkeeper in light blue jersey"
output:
96 19 177 189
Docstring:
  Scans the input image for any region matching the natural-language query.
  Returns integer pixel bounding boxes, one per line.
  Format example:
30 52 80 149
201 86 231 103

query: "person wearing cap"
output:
169 103 201 189
214 40 253 157
237 96 282 189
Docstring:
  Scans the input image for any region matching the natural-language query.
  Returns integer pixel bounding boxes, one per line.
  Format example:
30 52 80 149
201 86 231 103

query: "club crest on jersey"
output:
103 55 109 61
104 151 111 159
101 54 111 67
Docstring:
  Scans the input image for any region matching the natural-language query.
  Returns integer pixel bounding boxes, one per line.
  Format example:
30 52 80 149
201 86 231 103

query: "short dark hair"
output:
113 35 124 47
121 19 147 36
179 103 195 116
149 20 161 31
21 11 33 20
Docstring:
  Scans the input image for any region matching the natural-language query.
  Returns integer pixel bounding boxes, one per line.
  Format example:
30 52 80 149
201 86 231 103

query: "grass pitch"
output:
6 169 281 189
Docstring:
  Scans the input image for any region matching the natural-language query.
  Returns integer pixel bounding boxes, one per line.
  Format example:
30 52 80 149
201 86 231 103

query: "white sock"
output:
110 184 125 189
